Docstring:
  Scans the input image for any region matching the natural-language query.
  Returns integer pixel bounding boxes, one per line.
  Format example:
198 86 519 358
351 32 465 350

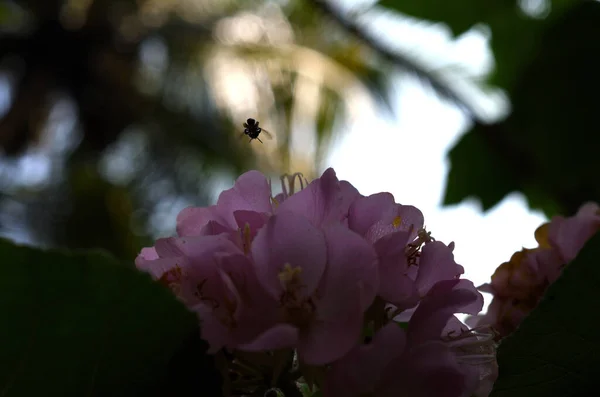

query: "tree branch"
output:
307 0 483 121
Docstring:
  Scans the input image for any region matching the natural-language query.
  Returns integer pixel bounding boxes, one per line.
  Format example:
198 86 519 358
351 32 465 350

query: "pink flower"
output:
135 167 491 395
136 234 277 352
239 211 378 365
324 279 494 397
471 202 600 339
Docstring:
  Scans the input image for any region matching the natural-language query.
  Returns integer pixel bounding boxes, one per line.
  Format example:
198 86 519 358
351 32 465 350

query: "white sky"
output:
326 2 548 313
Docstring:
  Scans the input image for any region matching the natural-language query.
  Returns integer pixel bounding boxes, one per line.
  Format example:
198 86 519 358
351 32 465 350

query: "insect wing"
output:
260 128 274 140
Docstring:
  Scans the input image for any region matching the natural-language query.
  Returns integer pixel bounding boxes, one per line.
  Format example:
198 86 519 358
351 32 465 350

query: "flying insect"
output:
242 118 272 143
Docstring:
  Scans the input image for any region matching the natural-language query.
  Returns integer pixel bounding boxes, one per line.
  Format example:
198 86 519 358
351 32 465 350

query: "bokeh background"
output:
1 0 599 313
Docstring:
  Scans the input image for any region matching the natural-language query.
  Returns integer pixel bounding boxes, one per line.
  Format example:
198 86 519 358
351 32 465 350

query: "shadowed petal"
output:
317 224 378 315
299 292 364 365
251 212 327 300
408 279 482 346
238 324 300 352
415 241 464 297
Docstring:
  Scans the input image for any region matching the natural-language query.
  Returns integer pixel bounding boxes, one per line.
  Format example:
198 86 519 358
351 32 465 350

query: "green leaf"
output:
490 231 600 397
377 0 494 36
0 239 221 397
443 127 521 211
443 1 600 216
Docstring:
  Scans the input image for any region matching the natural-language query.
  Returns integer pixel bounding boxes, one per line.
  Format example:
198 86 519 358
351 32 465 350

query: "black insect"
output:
242 118 272 143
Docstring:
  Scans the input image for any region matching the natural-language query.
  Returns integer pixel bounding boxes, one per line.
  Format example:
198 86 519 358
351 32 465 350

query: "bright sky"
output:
326 2 548 313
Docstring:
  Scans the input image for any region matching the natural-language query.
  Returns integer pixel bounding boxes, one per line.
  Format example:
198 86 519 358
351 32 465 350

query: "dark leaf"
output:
377 0 494 36
0 239 220 397
444 1 600 216
444 127 521 211
490 231 600 397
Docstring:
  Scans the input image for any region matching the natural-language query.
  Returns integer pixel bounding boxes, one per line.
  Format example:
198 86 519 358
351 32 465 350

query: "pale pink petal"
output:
217 170 273 216
548 213 600 263
216 252 277 312
317 224 378 315
251 212 327 300
176 206 233 236
408 279 482 346
356 203 424 244
238 323 300 352
138 246 158 260
397 205 425 240
415 241 464 297
576 201 600 217
154 237 186 258
277 168 344 226
168 235 241 261
197 220 232 237
135 256 183 279
348 193 397 236
233 210 269 239
373 231 417 306
192 303 230 353
299 292 364 365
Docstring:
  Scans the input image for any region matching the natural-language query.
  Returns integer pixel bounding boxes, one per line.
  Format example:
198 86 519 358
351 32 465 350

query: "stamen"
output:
393 216 402 228
442 326 497 365
280 175 289 197
278 263 303 288
279 172 308 199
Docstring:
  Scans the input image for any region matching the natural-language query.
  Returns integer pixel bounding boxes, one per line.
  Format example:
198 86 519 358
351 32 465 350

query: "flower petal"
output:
548 211 600 263
373 230 417 307
277 168 345 226
177 206 233 237
299 291 364 365
317 224 378 315
238 323 300 352
408 279 483 346
348 193 397 236
415 241 464 297
251 212 327 300
324 322 406 397
217 170 273 216
398 205 425 241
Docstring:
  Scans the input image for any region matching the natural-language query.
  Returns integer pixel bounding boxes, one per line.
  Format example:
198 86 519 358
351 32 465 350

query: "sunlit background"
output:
2 0 598 316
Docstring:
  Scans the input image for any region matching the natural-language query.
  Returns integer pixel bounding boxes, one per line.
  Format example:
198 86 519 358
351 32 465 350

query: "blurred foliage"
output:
381 0 600 216
3 0 595 259
0 0 428 259
490 231 600 397
443 0 600 216
380 0 600 216
0 237 221 396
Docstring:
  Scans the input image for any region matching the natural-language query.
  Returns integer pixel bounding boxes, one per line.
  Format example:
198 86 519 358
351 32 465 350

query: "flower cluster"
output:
136 168 496 396
469 202 600 339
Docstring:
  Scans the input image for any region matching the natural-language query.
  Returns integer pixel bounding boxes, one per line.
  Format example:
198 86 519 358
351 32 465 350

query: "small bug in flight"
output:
242 118 272 143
